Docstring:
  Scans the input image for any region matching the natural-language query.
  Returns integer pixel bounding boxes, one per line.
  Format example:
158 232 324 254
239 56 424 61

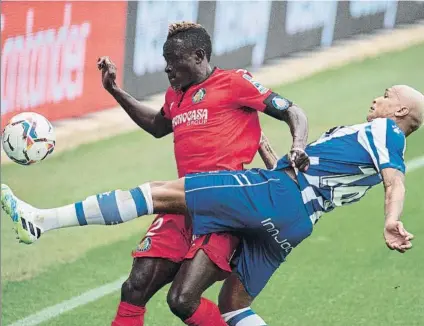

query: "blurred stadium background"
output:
1 1 424 325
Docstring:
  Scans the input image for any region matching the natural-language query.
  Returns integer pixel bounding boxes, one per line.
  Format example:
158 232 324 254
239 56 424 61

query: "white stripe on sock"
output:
43 203 79 230
115 190 138 222
139 183 154 215
236 314 267 326
82 195 105 225
222 307 267 326
222 307 251 322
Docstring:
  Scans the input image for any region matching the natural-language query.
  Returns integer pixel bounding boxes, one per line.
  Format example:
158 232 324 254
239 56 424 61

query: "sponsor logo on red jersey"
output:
172 109 208 128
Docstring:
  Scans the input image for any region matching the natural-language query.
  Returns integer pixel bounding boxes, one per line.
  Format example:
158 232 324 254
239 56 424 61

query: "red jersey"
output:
161 68 272 177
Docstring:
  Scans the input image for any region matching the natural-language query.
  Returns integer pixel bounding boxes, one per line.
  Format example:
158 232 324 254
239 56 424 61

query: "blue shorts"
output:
185 168 313 297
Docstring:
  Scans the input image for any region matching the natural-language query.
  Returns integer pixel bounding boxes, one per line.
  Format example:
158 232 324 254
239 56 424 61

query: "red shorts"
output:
132 214 239 273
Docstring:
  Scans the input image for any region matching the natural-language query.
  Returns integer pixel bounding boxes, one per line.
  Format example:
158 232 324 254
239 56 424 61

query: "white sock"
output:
222 307 267 326
26 184 153 232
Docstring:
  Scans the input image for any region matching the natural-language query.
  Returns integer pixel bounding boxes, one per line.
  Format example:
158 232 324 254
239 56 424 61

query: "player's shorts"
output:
132 214 192 263
185 168 313 297
132 214 239 273
186 231 240 274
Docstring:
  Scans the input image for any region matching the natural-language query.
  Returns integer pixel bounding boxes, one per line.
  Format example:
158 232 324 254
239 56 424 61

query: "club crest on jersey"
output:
242 74 269 94
136 237 152 252
272 96 290 111
192 88 206 104
392 124 402 134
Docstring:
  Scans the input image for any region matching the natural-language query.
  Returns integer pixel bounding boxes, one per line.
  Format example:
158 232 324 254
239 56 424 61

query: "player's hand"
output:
384 220 414 253
288 148 310 172
97 56 117 91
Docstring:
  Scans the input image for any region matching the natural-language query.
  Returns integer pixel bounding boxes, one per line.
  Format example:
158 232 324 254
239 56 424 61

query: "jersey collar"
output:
180 67 217 93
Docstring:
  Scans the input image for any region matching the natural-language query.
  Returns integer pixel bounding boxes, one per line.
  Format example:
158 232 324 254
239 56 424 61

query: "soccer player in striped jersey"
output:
3 85 422 325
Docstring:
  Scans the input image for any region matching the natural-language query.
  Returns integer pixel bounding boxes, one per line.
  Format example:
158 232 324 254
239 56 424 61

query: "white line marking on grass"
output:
406 155 424 173
8 277 127 326
8 155 424 326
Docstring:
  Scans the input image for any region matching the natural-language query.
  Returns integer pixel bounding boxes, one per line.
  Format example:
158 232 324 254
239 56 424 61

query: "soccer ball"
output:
2 112 56 165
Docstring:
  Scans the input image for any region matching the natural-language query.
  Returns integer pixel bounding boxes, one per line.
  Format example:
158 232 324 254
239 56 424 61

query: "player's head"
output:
163 22 212 90
368 85 424 136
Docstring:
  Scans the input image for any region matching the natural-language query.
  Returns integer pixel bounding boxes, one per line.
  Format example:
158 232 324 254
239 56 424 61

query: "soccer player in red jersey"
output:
100 23 305 326
4 22 309 326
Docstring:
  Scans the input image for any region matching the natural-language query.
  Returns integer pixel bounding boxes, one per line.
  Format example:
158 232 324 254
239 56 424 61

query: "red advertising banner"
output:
1 1 127 128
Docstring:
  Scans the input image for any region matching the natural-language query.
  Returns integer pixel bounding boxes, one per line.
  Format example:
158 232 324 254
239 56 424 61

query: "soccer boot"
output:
1 184 42 244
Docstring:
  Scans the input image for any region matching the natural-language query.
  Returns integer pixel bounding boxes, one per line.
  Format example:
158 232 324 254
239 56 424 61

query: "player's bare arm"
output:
264 98 310 171
381 168 414 253
97 56 172 138
282 104 309 172
258 132 278 169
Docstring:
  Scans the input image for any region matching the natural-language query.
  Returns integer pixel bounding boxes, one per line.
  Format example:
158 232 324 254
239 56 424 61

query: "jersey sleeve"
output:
230 70 271 111
366 118 406 174
230 70 293 119
160 88 174 120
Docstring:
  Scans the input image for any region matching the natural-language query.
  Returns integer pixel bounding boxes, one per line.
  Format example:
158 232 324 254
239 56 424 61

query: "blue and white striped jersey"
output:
275 118 406 224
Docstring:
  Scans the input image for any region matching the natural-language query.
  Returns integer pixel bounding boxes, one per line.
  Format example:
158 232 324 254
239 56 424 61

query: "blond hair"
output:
168 22 204 39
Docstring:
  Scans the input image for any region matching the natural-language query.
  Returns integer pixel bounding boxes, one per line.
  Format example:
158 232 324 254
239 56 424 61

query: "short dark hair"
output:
166 22 212 61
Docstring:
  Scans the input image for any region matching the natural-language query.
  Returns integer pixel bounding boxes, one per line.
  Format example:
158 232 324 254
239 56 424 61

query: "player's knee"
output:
167 287 198 320
120 267 150 305
120 278 133 299
121 276 145 303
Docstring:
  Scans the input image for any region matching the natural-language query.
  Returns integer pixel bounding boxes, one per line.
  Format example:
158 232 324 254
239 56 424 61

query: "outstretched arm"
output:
381 168 414 253
258 133 278 169
97 56 172 138
262 99 310 172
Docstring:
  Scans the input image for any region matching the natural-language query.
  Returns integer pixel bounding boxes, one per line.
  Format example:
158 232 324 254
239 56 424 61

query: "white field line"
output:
7 155 424 326
406 155 424 173
8 277 127 326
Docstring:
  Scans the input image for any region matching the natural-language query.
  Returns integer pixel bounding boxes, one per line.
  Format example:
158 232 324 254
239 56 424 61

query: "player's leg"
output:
112 213 191 326
122 258 180 305
180 169 312 325
1 168 262 244
167 249 229 326
0 179 186 244
218 213 313 325
1 169 290 245
166 232 239 325
219 272 253 313
219 236 278 326
113 257 180 326
219 273 265 326
162 168 297 326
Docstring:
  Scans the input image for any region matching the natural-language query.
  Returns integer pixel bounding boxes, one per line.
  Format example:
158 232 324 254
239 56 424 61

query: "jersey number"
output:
320 174 371 206
146 217 164 237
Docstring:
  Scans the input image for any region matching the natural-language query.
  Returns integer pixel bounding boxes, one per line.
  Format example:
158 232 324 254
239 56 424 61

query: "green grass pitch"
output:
2 43 424 325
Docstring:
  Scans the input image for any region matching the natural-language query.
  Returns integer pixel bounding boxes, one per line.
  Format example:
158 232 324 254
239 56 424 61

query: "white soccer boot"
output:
1 184 43 244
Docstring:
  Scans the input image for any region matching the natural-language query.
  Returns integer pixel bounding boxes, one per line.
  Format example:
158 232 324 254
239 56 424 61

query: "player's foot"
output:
1 184 42 244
